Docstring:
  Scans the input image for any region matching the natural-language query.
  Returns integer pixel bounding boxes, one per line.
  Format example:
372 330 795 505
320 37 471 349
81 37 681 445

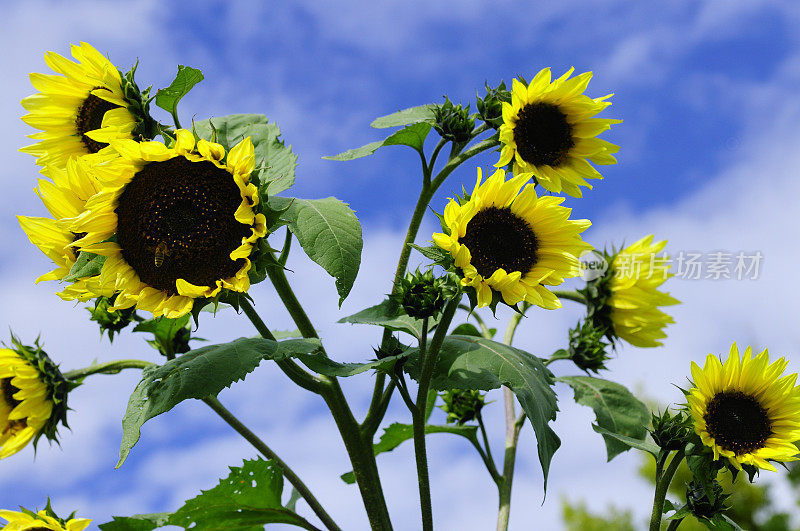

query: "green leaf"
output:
451 323 482 337
168 457 316 530
284 197 362 305
323 122 431 160
370 104 436 128
341 422 478 484
133 314 190 358
408 243 449 264
296 351 407 377
117 338 321 467
193 114 298 195
557 376 650 461
99 513 171 531
338 299 438 340
405 335 560 491
63 251 105 282
591 425 660 457
285 488 302 513
155 66 204 117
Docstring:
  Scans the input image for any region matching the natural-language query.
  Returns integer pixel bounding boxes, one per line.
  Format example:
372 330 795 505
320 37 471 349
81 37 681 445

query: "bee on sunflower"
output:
432 167 592 310
20 41 154 170
495 67 621 197
0 500 90 531
67 130 268 318
686 343 800 472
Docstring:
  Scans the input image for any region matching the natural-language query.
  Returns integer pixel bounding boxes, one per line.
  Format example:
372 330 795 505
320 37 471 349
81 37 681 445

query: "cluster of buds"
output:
476 81 511 129
440 389 486 425
391 269 447 320
433 97 475 144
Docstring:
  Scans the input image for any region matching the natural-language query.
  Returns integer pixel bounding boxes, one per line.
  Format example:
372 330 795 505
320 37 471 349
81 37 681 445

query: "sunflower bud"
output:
0 335 72 459
87 295 137 341
391 269 446 320
567 320 610 373
119 61 158 140
649 409 692 452
685 479 729 519
476 81 511 129
0 499 91 531
373 336 405 360
440 389 486 425
433 98 475 144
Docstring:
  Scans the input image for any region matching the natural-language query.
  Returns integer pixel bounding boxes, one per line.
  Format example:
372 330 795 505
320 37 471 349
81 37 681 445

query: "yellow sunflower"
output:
20 41 137 169
0 507 90 531
69 130 267 318
433 167 591 309
495 67 621 197
606 235 679 347
18 156 115 302
687 343 800 472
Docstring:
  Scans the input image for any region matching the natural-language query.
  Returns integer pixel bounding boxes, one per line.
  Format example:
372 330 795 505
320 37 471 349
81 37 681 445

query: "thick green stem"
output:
550 290 586 305
649 451 685 531
476 410 501 484
203 396 341 531
63 359 154 380
412 318 433 530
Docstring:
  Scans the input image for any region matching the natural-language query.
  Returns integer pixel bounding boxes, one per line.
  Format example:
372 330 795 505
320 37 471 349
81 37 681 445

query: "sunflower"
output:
18 156 115 302
69 130 267 318
495 67 621 197
0 506 90 531
604 235 679 348
0 337 69 460
19 42 137 169
432 167 592 309
687 343 800 472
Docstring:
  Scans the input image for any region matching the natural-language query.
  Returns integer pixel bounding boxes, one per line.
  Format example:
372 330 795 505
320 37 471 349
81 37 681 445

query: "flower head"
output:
20 42 139 169
687 343 800 472
69 130 268 318
0 337 70 459
0 501 90 531
433 167 591 309
495 67 620 197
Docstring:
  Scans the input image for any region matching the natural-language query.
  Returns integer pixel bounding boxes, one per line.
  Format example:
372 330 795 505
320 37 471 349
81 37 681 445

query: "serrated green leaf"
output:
168 457 315 530
193 114 297 195
405 335 560 491
63 251 105 282
155 65 203 117
370 104 436 128
340 422 478 484
296 351 407 377
284 197 362 305
408 243 448 263
117 338 321 467
557 376 650 461
338 299 439 340
323 122 431 160
99 513 171 531
591 425 661 457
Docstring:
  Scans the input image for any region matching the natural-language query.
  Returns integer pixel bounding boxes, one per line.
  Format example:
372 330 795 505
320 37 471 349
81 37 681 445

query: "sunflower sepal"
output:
87 295 138 341
432 97 475 145
63 250 106 282
565 319 611 373
476 81 511 130
119 61 158 141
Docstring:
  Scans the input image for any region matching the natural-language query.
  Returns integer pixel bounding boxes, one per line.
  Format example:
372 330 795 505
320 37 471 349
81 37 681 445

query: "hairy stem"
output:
649 451 685 531
63 359 154 380
412 318 433 530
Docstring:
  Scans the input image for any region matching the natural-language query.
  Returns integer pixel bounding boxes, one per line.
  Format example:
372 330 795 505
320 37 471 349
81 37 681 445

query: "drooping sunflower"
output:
69 130 267 318
687 343 800 472
495 67 621 197
432 167 592 309
0 337 70 460
20 42 138 169
0 505 90 531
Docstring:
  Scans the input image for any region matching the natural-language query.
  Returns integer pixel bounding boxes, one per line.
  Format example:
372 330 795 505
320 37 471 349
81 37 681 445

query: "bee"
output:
154 241 170 268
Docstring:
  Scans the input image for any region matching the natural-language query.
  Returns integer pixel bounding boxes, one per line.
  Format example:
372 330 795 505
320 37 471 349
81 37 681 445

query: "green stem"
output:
550 290 586 305
63 359 154 380
171 110 182 130
203 396 341 531
476 410 501 484
665 519 682 531
649 451 684 531
278 227 293 266
412 318 433 530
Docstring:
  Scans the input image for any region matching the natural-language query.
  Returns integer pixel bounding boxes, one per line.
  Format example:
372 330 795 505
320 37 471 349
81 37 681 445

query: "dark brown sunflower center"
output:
460 206 537 278
75 89 120 154
1 378 21 409
704 391 772 456
114 157 250 295
513 102 574 167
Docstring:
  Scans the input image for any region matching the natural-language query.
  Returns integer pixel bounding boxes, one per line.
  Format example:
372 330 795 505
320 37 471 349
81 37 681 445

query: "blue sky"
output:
2 1 800 529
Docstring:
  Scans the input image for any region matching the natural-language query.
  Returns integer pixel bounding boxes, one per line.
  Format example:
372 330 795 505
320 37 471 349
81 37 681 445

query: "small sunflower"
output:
605 235 679 347
433 167 591 309
70 130 267 318
495 67 621 197
687 343 800 472
0 504 90 531
0 337 70 460
20 42 137 169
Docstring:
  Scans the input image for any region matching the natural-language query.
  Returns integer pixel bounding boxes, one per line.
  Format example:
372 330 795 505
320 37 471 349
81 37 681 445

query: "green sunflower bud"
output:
391 269 446 320
476 81 511 129
433 97 475 144
440 389 486 425
685 479 729 519
567 320 610 373
374 336 405 360
649 408 692 452
87 295 138 342
119 61 158 140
